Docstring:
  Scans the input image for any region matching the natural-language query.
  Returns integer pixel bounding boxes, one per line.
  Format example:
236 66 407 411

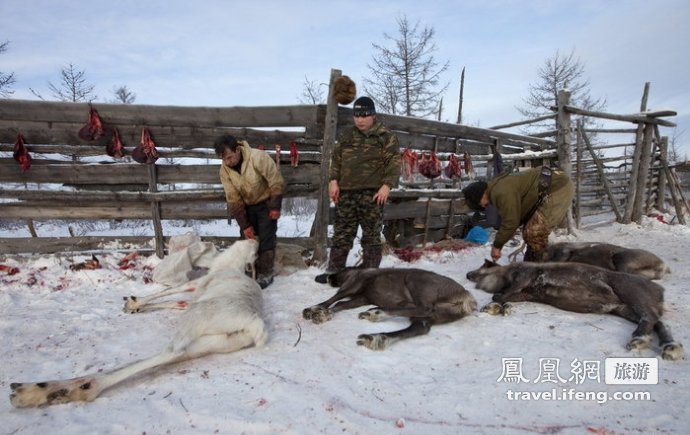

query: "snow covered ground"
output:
1 215 688 434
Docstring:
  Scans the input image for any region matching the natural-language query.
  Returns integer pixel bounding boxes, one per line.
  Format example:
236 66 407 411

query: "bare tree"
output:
47 63 97 102
0 41 17 97
298 76 325 104
111 85 136 104
363 15 450 118
518 49 606 133
667 128 687 163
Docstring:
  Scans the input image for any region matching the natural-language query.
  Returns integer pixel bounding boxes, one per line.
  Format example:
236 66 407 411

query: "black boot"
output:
362 245 383 268
256 249 275 289
315 247 349 283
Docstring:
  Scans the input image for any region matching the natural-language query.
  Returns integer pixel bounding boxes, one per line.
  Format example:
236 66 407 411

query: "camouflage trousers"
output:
523 178 575 251
332 189 383 249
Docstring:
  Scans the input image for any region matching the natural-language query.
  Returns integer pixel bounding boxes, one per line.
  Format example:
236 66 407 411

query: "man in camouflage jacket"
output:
214 134 284 288
462 166 574 262
325 96 401 272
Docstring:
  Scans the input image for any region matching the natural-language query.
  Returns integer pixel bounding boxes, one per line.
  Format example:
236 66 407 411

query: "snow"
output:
1 215 689 434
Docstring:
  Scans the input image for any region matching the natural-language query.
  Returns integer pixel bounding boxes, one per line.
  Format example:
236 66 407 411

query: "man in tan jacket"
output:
214 135 284 288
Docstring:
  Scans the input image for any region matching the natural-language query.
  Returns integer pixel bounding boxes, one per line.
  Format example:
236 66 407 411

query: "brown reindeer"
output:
536 242 669 279
304 268 476 350
466 260 683 360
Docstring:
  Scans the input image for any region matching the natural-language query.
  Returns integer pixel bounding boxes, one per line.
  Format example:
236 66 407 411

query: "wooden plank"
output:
0 161 322 189
0 120 310 150
563 105 677 127
0 235 315 255
0 99 319 128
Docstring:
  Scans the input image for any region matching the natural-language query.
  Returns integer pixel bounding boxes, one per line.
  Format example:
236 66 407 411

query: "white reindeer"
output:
10 239 266 408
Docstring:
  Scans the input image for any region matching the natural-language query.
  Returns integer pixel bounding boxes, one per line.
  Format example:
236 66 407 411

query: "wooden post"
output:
457 67 465 124
631 122 654 222
658 152 688 225
575 122 582 228
312 68 341 264
147 164 165 258
556 89 574 231
656 136 668 212
622 82 650 223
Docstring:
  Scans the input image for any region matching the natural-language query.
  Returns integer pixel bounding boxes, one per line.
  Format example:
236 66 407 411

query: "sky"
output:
1 0 689 156
2 213 689 433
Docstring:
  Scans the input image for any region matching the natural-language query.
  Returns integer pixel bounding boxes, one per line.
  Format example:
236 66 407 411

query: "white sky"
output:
2 0 689 155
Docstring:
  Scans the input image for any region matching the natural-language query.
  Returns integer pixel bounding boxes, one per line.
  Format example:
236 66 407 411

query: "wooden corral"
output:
1 70 686 259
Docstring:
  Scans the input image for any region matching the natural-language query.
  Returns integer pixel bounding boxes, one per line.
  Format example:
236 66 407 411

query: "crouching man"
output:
462 166 574 262
214 134 284 288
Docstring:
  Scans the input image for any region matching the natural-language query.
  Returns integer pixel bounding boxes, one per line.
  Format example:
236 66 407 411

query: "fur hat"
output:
333 75 357 105
353 96 376 116
462 181 488 211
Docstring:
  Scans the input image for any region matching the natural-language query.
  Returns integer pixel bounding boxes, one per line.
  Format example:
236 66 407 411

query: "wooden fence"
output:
0 69 559 258
1 70 685 259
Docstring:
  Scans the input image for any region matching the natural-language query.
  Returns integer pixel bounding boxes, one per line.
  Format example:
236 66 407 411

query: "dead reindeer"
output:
123 244 259 313
466 260 683 361
9 239 267 408
536 242 670 279
304 268 476 350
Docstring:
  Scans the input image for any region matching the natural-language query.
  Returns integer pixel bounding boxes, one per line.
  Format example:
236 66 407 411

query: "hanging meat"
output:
98 126 124 158
401 148 418 181
418 152 442 179
131 128 159 164
443 153 461 179
289 141 299 167
13 133 32 172
463 151 475 180
78 106 106 141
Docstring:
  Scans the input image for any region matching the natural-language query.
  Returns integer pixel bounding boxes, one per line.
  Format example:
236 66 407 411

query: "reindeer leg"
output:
626 318 654 351
123 280 200 313
357 318 431 351
9 331 259 408
360 305 432 322
303 295 370 324
654 321 684 361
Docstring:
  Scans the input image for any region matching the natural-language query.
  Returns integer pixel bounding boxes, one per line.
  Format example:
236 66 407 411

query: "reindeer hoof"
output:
481 302 510 316
358 308 384 322
357 333 388 350
661 342 684 361
626 335 652 351
122 296 143 314
302 306 333 324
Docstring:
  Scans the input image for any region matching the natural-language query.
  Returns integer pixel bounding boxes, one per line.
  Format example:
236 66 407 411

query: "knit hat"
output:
353 96 376 116
462 181 488 211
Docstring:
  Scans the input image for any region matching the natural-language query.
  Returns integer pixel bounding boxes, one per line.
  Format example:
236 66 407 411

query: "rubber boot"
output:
255 249 275 289
315 247 349 283
362 245 383 268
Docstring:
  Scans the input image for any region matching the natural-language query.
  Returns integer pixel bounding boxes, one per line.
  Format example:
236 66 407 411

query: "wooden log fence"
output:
1 73 685 257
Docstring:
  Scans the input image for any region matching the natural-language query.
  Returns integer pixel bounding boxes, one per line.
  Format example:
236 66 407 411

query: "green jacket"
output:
330 121 401 191
219 144 284 229
488 167 571 249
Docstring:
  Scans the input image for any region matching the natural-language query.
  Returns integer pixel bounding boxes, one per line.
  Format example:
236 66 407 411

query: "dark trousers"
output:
242 201 277 253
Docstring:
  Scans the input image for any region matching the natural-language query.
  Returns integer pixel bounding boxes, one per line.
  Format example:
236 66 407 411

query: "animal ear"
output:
483 259 498 268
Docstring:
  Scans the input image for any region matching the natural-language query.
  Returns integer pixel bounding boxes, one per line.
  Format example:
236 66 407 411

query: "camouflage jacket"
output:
329 121 401 191
219 144 284 229
488 167 571 249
